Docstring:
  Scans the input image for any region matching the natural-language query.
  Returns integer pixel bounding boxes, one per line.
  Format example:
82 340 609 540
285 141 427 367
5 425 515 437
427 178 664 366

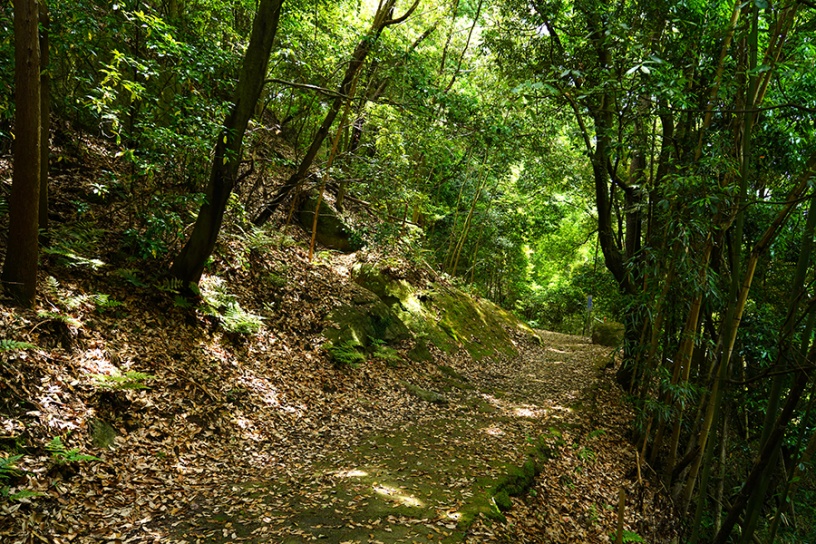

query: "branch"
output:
264 78 349 100
384 0 421 26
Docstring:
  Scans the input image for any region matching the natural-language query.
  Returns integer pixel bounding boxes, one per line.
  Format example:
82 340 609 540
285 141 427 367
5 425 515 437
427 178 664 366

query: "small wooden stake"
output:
615 487 626 544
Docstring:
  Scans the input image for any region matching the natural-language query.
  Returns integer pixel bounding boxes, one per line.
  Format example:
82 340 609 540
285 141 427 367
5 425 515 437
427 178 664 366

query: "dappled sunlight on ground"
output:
373 483 425 508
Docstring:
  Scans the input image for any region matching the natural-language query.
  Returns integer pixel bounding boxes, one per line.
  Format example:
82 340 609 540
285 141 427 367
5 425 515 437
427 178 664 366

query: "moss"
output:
407 336 433 362
322 286 411 349
493 490 513 512
489 431 557 514
591 321 624 347
297 191 363 253
352 263 539 362
400 380 448 405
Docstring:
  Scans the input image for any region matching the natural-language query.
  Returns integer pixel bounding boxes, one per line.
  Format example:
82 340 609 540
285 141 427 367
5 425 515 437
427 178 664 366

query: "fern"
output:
115 268 148 287
0 454 23 480
45 275 60 294
0 340 37 352
93 293 123 313
221 304 264 334
155 277 185 294
46 437 102 464
325 340 367 367
37 311 82 328
42 246 106 269
608 530 645 543
0 454 41 502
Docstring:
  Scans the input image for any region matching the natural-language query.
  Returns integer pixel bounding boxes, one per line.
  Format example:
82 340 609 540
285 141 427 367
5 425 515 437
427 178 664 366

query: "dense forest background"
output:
2 0 816 542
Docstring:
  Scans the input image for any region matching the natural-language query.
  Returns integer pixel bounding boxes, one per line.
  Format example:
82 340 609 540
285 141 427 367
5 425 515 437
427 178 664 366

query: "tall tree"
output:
38 0 50 240
2 0 41 307
170 0 284 286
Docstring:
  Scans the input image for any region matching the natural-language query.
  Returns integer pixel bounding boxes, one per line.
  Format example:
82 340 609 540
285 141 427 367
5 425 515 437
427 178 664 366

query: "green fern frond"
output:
0 340 37 353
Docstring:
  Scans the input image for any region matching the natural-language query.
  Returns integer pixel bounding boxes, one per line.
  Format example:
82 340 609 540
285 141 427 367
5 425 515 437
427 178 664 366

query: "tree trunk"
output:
38 0 49 241
2 0 41 307
170 0 284 286
738 191 816 544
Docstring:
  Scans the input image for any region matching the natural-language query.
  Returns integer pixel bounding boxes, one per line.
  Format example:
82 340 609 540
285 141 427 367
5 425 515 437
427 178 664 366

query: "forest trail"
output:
162 332 667 543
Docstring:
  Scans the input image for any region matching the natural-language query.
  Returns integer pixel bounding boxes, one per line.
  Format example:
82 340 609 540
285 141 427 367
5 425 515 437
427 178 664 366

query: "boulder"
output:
323 284 411 348
591 321 625 347
298 191 363 253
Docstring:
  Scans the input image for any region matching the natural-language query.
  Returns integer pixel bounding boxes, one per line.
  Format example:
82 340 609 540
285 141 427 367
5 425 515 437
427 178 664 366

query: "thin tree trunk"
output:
738 191 816 544
712 363 814 544
451 164 489 276
308 71 360 261
2 0 41 307
170 0 284 285
340 23 437 210
437 0 460 76
715 408 729 534
689 409 722 544
442 0 483 93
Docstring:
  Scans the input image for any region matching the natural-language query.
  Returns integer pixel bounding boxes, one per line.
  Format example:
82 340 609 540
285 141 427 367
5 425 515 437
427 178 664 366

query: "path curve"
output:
164 331 681 543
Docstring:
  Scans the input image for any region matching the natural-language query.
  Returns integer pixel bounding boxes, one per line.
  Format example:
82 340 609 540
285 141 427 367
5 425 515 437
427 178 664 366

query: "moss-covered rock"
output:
323 285 411 349
591 321 624 347
352 263 539 361
400 380 448 405
89 418 117 449
297 190 363 253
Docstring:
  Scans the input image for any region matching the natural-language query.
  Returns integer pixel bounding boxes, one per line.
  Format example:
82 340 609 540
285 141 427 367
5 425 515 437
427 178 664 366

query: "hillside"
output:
0 134 676 543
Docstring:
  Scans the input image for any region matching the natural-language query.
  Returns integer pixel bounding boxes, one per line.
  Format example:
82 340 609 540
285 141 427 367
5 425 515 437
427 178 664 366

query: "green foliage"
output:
577 446 596 464
123 194 201 260
42 224 107 269
46 437 101 465
0 454 41 502
608 530 645 543
114 268 148 288
36 311 83 328
199 276 264 335
93 371 155 391
221 304 265 335
370 339 402 366
0 340 37 353
324 340 367 368
93 293 124 313
0 454 22 481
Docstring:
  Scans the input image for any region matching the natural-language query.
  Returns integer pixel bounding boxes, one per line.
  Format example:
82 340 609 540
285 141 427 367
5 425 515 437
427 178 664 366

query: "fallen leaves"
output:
1 216 677 544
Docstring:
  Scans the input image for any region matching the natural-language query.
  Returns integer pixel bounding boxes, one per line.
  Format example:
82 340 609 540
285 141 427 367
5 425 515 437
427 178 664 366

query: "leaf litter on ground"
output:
0 151 677 544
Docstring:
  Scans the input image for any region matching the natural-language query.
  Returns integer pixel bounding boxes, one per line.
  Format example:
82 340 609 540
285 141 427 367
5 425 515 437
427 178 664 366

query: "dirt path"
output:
165 331 666 543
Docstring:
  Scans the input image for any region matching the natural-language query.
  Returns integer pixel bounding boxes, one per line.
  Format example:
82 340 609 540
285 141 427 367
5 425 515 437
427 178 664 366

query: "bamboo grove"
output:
490 0 816 541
